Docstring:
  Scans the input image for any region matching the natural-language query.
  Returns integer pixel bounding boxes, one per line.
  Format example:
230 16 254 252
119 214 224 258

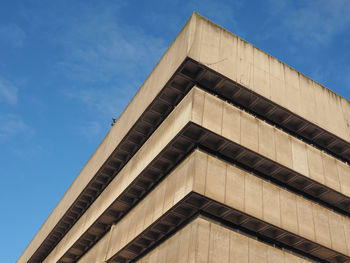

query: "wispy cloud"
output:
267 0 289 14
55 10 166 84
63 81 137 118
52 4 169 133
0 77 18 105
0 24 26 47
0 77 32 142
0 113 33 142
266 0 350 44
76 121 102 139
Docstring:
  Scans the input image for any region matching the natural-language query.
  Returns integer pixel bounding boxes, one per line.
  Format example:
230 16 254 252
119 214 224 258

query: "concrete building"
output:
19 13 350 263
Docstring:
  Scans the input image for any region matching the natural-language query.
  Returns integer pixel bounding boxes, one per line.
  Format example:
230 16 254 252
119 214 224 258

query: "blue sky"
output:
1 0 349 261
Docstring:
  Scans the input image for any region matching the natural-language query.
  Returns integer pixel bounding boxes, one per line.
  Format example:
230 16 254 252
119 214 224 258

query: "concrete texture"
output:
190 88 350 197
193 150 350 256
77 149 198 263
136 217 312 263
186 13 350 142
77 149 350 262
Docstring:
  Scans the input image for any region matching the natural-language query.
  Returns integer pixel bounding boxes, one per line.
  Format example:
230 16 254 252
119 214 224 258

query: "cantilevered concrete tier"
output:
19 12 350 263
41 88 350 262
76 150 350 263
135 217 312 263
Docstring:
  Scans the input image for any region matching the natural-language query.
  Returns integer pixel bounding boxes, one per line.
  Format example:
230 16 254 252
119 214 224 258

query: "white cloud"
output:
0 24 26 47
55 11 166 84
267 0 289 14
0 77 18 105
0 77 32 143
288 1 350 43
53 5 170 132
0 113 33 141
266 0 350 44
63 81 137 117
76 121 102 139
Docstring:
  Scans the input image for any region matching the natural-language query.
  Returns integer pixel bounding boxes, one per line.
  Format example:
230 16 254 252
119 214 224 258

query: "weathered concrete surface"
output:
192 87 350 197
136 217 312 263
43 87 350 262
77 150 350 262
186 13 350 142
193 151 350 255
77 149 198 263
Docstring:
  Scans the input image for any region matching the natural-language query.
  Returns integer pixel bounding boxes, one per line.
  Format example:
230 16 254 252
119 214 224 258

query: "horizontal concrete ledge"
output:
106 193 349 263
45 88 350 263
187 13 350 144
75 147 350 263
190 123 350 215
23 59 350 263
136 216 312 263
61 149 350 262
180 58 350 164
24 60 350 262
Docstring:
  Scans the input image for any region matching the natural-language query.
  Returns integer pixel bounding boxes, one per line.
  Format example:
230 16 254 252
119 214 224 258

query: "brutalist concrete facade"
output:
19 13 350 263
